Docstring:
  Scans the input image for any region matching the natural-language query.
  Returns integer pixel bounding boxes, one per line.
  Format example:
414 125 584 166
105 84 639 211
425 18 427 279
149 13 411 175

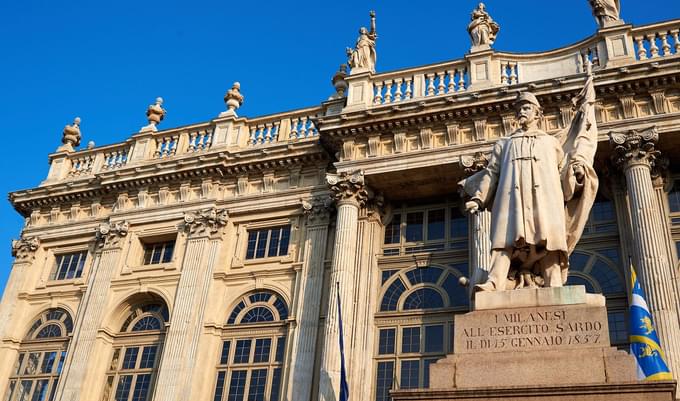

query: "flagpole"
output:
337 282 350 401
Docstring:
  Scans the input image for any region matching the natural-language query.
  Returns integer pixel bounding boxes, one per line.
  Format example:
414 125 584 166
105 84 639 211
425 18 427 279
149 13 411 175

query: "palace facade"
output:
3 6 680 401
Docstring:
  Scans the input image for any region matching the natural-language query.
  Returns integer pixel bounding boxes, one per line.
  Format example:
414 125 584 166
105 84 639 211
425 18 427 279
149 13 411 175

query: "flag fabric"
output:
337 282 350 401
629 266 673 380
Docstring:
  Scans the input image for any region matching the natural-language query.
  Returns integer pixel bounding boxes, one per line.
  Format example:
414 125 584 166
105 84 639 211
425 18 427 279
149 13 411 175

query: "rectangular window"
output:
253 339 271 363
122 348 139 370
244 226 291 260
384 214 401 244
142 241 175 265
400 360 420 389
426 209 445 240
401 327 420 354
378 328 396 355
424 325 444 353
233 340 252 364
405 212 424 242
51 251 87 280
450 208 468 239
227 370 247 401
247 369 267 401
375 361 394 401
213 371 226 401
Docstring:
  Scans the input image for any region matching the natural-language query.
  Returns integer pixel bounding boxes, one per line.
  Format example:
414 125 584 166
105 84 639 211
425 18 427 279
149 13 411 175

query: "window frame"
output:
243 225 292 262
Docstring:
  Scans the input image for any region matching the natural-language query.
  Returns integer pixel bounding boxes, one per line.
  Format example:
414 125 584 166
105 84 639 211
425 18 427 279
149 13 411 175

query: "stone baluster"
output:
426 73 436 96
436 72 446 95
289 117 300 140
509 62 518 84
394 78 403 102
501 62 509 85
460 153 492 302
299 116 309 138
319 171 368 401
152 208 228 401
660 31 671 56
170 135 179 155
672 30 680 54
384 81 393 104
264 123 273 143
288 198 333 401
249 126 257 145
57 222 129 401
447 70 456 93
648 33 660 58
457 68 466 91
257 125 266 145
203 130 213 149
404 77 413 100
272 121 281 142
635 36 648 60
610 128 680 382
188 131 198 152
373 81 384 105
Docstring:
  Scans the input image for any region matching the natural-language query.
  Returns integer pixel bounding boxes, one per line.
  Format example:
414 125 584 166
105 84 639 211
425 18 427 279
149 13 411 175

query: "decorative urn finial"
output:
58 117 82 152
331 64 348 98
141 97 166 132
221 82 244 117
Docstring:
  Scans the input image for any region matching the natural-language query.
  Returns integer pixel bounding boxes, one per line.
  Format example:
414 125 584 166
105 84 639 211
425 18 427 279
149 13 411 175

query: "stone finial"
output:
222 82 244 117
331 64 349 98
346 11 377 74
610 127 660 171
468 3 500 52
59 117 82 152
141 97 166 132
589 0 622 28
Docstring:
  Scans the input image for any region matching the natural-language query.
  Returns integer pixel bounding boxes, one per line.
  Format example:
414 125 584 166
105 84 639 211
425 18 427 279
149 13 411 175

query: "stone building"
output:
2 5 680 401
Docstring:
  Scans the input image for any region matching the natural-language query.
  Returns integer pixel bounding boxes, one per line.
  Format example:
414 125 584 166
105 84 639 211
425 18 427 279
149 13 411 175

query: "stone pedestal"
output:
392 287 676 401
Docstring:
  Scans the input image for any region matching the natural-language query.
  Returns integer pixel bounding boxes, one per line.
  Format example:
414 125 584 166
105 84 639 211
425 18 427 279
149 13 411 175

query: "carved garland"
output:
96 221 129 248
183 208 229 237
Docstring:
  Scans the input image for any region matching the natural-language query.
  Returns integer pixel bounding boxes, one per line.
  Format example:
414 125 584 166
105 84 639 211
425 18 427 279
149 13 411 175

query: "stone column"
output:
288 198 332 401
610 128 680 380
152 208 227 401
461 153 492 299
0 237 40 340
609 178 636 292
57 221 129 401
318 171 367 401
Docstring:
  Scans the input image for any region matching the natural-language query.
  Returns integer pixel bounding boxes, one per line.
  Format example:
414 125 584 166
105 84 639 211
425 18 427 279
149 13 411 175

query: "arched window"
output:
567 249 628 346
100 300 168 401
4 308 73 401
375 264 468 401
213 291 289 401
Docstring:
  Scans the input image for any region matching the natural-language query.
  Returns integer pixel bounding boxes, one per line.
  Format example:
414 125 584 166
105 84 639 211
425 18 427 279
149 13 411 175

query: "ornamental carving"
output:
327 171 369 207
302 197 334 226
609 127 660 171
96 221 129 248
11 236 40 262
184 208 229 237
461 152 489 176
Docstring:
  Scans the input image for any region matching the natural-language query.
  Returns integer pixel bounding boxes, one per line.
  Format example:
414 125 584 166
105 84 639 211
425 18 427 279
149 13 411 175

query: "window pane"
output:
143 247 153 265
122 347 139 370
57 255 70 280
40 352 57 374
425 325 444 353
401 327 421 353
75 253 86 278
227 370 247 401
423 358 440 388
269 368 282 401
245 232 257 259
131 374 152 401
375 362 394 401
255 230 268 258
18 380 33 401
400 360 420 389
214 371 226 401
162 242 174 263
66 253 80 279
268 229 280 258
384 214 401 244
253 339 271 363
608 311 628 344
427 209 445 240
450 208 468 239
220 341 231 365
24 353 40 375
151 244 162 264
278 226 290 256
114 375 133 401
233 340 252 364
247 369 267 401
31 380 49 401
139 346 158 369
57 352 66 374
405 212 424 242
6 381 16 401
378 328 396 355
14 354 25 375
275 337 286 363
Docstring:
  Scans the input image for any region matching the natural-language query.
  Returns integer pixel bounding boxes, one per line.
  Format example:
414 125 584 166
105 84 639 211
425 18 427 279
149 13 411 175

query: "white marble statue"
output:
589 0 621 27
459 64 599 292
467 3 499 50
346 11 377 73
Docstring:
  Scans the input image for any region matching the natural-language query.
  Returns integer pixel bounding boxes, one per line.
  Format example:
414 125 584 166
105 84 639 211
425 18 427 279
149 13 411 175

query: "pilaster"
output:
288 197 333 401
610 128 680 383
152 207 228 401
0 237 40 340
57 221 129 401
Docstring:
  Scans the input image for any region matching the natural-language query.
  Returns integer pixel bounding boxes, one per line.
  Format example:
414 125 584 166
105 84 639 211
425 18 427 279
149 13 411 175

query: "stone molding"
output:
95 221 129 249
460 152 489 176
302 197 334 226
609 127 660 171
11 236 40 262
327 171 369 207
183 207 229 238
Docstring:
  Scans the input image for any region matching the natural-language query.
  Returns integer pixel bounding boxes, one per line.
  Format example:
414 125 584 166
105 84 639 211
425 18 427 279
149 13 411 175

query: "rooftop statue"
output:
589 0 622 28
468 3 500 51
346 11 377 74
459 62 599 292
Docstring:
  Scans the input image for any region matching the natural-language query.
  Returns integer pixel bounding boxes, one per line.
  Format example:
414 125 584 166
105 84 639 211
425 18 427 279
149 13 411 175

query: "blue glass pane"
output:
450 208 468 238
214 371 226 401
131 316 162 332
378 328 396 355
268 229 281 258
608 311 628 344
253 339 271 363
32 379 49 401
246 232 257 259
247 369 267 401
380 279 406 311
269 368 282 401
425 325 444 353
441 273 468 307
220 341 231 365
275 336 286 362
114 375 133 401
403 288 444 310
405 267 443 285
423 358 441 388
405 212 423 242
400 360 420 389
569 253 590 271
40 352 57 374
375 362 394 401
228 301 246 325
36 325 62 339
122 348 139 370
565 274 596 293
381 270 398 285
233 340 252 364
131 374 152 401
273 298 288 321
590 261 624 294
278 226 290 256
139 346 157 369
227 370 247 401
249 293 272 304
427 209 445 240
384 214 401 244
240 307 274 324
402 327 420 353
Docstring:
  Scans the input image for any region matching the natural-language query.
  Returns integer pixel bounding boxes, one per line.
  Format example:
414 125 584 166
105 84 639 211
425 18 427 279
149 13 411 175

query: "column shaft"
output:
0 261 31 340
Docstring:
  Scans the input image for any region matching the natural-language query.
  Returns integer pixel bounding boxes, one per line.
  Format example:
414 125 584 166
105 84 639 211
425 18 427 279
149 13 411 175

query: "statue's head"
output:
513 92 542 129
478 2 486 11
359 27 368 35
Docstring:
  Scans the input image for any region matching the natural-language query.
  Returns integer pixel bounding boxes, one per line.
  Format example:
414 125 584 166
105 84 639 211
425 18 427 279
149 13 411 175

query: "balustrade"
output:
500 61 519 85
154 134 179 158
68 154 95 177
633 23 680 60
101 146 130 170
372 62 468 106
187 128 213 152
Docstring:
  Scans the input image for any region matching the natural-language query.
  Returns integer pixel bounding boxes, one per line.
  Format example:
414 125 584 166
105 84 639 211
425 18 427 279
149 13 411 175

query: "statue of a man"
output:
589 0 621 27
467 3 500 49
459 65 599 292
346 11 377 73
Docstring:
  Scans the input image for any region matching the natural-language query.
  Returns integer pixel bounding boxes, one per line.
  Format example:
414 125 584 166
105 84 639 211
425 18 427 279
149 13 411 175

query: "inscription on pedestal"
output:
454 305 609 354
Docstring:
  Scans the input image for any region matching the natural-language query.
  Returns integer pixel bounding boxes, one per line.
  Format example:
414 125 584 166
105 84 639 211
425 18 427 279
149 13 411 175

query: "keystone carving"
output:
609 127 660 171
96 221 129 248
327 171 369 207
184 208 229 237
11 236 40 262
302 197 334 226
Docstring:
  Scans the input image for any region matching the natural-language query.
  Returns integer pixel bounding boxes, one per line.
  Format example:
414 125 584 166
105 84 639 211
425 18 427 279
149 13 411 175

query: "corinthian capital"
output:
11 236 40 262
460 152 489 176
96 221 129 248
184 208 229 237
327 171 369 207
609 127 660 171
302 197 334 226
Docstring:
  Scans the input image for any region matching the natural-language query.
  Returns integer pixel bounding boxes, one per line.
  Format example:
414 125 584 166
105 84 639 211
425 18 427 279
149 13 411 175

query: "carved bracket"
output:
609 127 660 171
327 171 369 207
184 208 229 237
461 152 490 176
11 236 40 262
302 197 334 226
96 221 129 248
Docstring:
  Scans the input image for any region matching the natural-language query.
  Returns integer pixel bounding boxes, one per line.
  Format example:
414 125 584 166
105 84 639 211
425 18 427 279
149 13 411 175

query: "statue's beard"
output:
517 116 536 130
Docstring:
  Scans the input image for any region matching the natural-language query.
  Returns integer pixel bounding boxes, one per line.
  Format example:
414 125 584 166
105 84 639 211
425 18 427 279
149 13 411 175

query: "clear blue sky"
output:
0 1 678 296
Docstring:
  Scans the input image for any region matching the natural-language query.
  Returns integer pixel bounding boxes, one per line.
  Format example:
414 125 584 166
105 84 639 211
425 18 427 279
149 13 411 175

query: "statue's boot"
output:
473 281 497 292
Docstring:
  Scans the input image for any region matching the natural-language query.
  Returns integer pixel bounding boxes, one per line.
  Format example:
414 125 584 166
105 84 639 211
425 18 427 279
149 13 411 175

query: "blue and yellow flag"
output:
629 267 673 380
